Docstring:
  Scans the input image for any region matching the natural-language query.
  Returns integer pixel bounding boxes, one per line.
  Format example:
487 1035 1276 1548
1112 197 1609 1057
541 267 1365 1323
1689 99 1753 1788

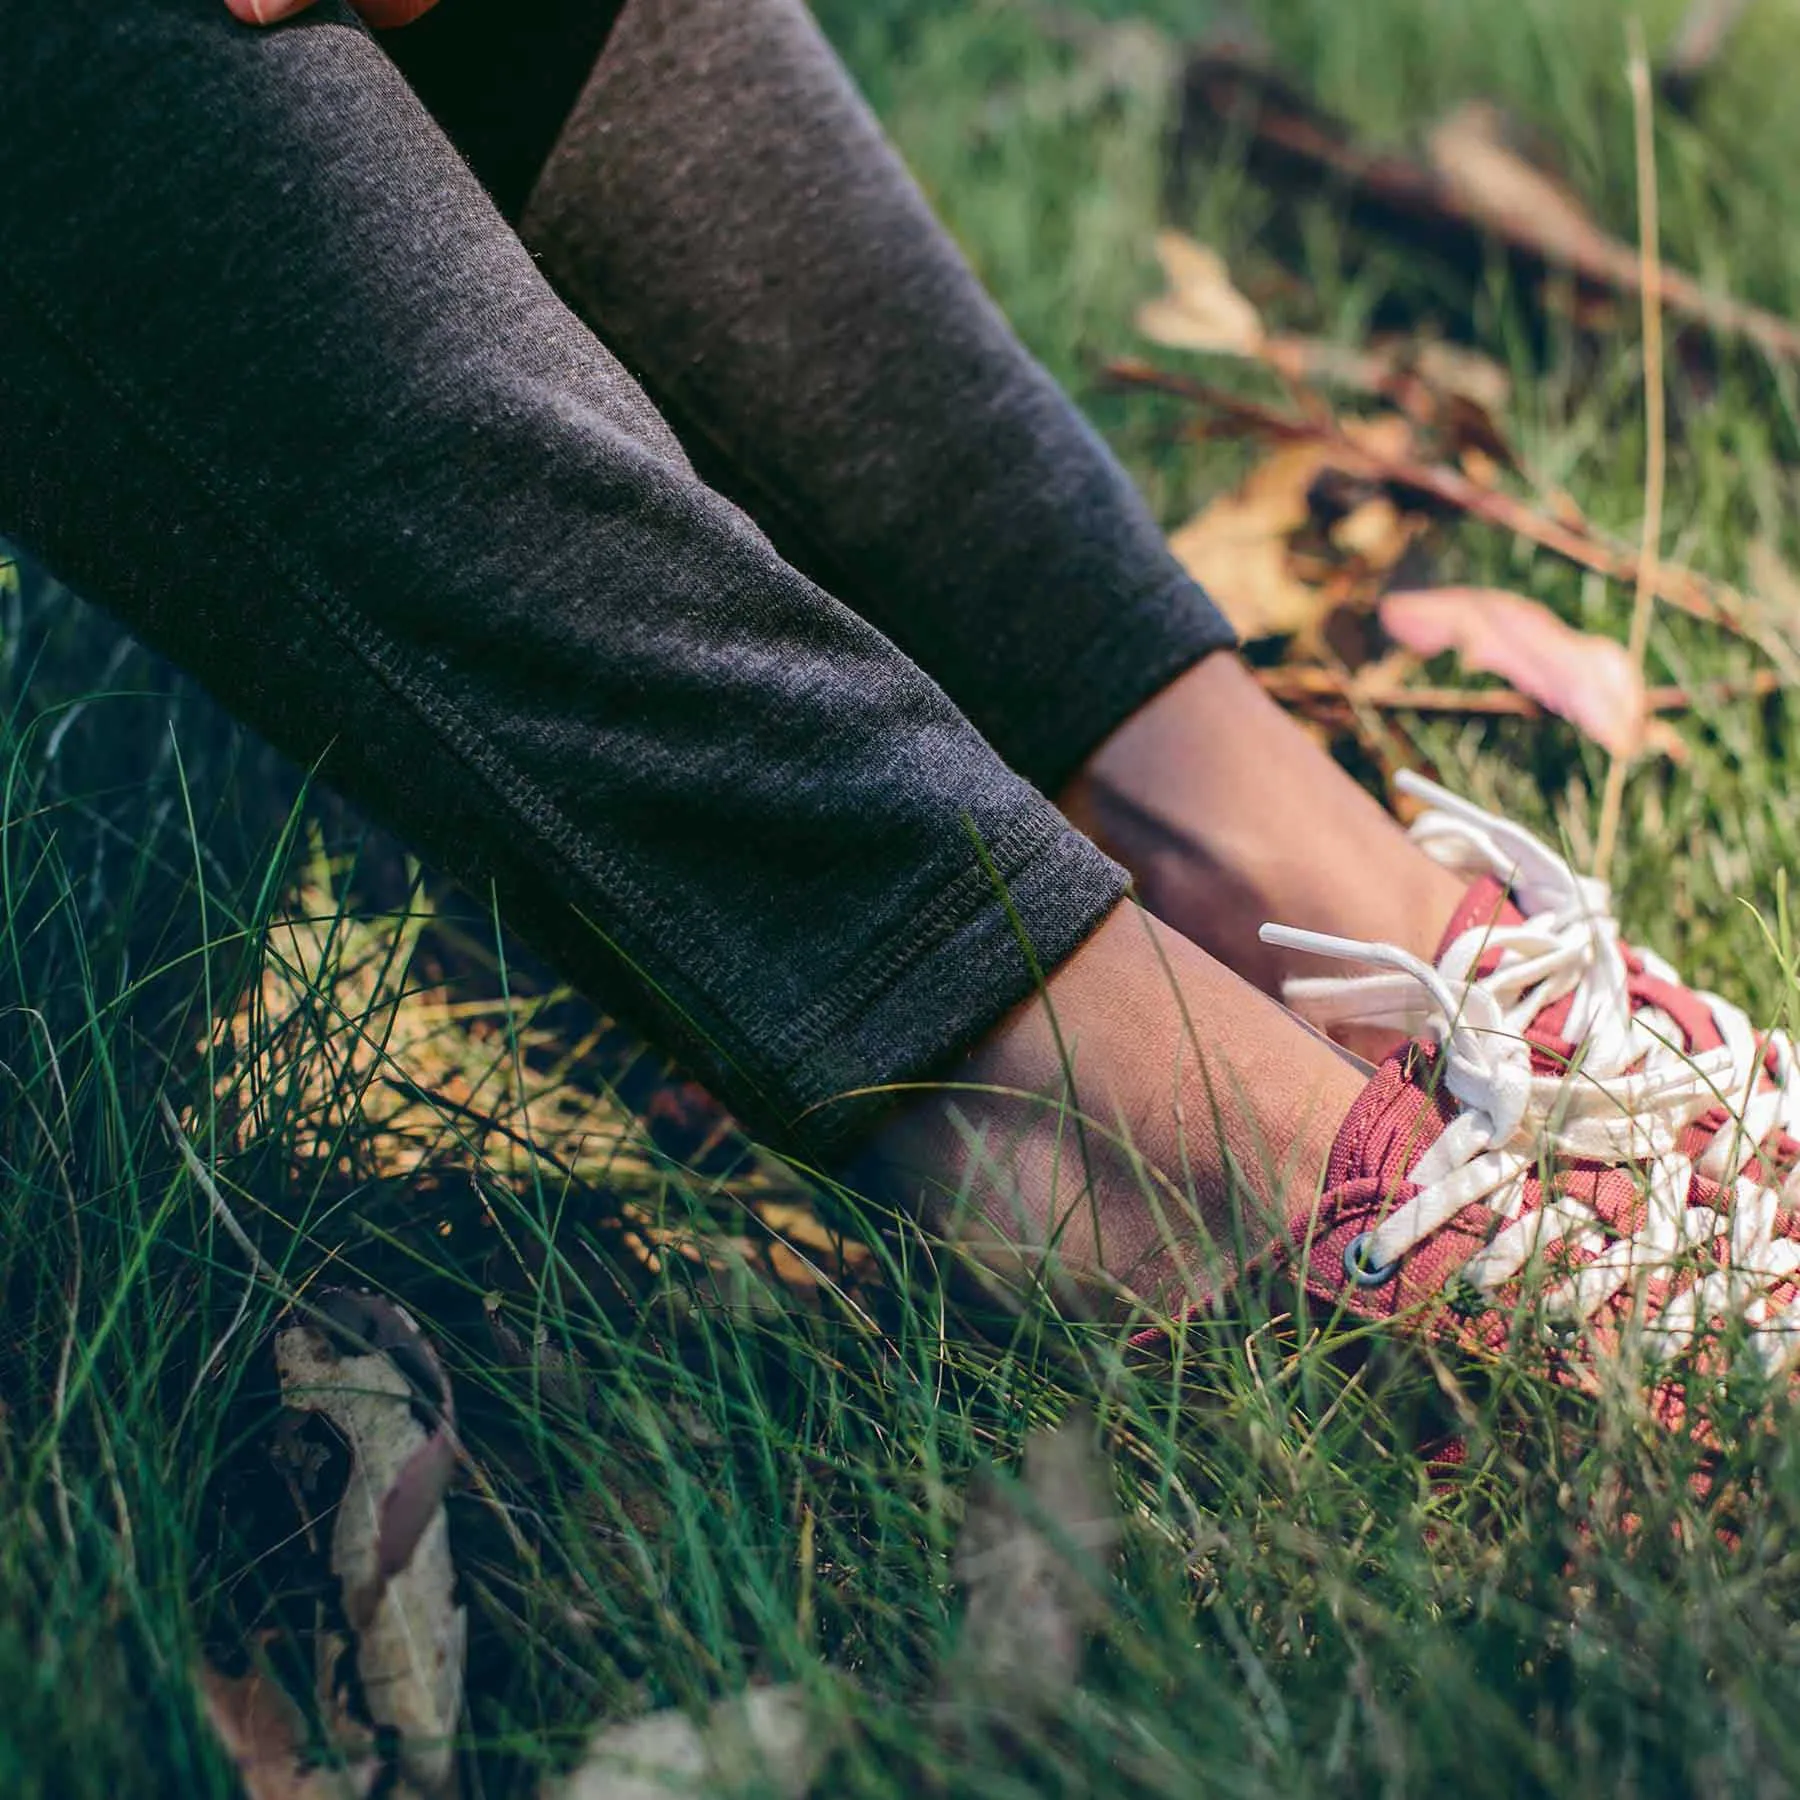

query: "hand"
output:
225 0 442 25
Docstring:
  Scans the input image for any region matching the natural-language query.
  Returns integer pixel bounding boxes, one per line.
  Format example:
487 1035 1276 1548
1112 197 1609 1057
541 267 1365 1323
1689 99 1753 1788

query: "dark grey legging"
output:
0 0 1233 1157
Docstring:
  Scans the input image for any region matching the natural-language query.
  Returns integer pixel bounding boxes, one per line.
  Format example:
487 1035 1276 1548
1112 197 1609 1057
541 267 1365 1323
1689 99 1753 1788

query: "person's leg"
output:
436 0 1465 995
0 0 1359 1307
1059 654 1467 999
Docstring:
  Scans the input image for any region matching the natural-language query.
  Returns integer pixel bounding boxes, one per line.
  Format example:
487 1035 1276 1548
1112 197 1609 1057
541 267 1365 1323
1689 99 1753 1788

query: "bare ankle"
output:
1061 653 1465 996
866 903 1366 1316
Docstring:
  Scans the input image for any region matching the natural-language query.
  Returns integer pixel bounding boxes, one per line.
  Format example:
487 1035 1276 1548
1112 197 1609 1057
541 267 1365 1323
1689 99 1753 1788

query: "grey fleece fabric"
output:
0 0 1234 1156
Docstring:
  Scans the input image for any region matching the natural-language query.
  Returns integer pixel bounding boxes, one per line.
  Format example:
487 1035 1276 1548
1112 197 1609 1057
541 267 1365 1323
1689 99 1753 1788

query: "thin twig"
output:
1257 664 1782 718
1104 358 1746 632
1594 28 1667 879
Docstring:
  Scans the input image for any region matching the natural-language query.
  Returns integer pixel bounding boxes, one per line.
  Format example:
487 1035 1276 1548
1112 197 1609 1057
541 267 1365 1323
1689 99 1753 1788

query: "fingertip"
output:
225 0 315 23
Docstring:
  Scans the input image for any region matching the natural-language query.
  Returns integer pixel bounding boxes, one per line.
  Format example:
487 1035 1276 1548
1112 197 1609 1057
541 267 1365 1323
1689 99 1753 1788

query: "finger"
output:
353 0 444 23
223 0 318 21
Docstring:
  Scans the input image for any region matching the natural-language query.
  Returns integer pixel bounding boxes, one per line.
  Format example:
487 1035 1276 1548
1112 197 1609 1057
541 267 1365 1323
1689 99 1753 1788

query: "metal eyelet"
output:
1343 1231 1401 1288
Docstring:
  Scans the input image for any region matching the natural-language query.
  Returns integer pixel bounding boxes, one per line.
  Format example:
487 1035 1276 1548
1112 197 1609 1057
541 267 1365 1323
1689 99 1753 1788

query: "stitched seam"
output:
764 802 1083 1076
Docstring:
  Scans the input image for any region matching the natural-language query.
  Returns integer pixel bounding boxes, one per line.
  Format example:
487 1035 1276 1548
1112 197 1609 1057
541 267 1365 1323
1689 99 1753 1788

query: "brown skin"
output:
1060 651 1466 1002
869 900 1368 1318
876 655 1464 1307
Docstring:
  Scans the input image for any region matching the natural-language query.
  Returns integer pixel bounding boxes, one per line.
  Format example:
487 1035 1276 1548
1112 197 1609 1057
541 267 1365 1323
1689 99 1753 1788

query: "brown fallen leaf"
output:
1135 231 1266 357
1379 586 1646 754
1167 416 1417 642
548 1685 839 1800
1411 341 1512 418
1331 495 1415 567
198 1663 377 1800
1107 361 1768 644
945 1411 1118 1714
1167 444 1331 640
276 1292 466 1800
1138 231 1512 458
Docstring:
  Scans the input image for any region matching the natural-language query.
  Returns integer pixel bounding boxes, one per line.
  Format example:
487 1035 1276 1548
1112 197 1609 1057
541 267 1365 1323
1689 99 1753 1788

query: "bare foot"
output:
867 900 1368 1320
1061 652 1466 1016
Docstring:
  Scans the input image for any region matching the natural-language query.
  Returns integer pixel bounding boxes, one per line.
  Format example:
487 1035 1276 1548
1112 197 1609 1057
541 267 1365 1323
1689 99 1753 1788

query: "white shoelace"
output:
1261 778 1800 1369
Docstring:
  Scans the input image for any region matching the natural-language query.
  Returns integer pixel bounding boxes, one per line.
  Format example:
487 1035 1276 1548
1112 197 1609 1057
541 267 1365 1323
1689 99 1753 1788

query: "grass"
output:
8 0 1800 1792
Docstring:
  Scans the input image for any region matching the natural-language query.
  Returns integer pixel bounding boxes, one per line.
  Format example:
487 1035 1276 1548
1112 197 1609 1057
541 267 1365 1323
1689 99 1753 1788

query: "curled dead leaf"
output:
198 1663 377 1800
275 1292 466 1799
1380 587 1647 754
548 1685 839 1800
946 1411 1118 1714
1168 416 1419 643
1136 231 1266 357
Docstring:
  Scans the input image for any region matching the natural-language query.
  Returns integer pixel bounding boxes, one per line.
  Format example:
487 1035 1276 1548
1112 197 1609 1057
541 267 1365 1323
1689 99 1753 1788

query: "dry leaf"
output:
1135 231 1266 356
199 1664 377 1800
1330 496 1413 567
1168 416 1416 641
1113 362 1760 640
1168 443 1329 639
946 1413 1118 1713
1137 233 1513 457
276 1292 466 1799
549 1686 835 1800
1380 587 1646 753
1412 341 1511 416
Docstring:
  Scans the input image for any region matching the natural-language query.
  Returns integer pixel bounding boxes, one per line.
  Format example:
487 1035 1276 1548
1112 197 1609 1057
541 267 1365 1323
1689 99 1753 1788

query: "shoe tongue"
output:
1434 874 1525 968
1325 1042 1457 1192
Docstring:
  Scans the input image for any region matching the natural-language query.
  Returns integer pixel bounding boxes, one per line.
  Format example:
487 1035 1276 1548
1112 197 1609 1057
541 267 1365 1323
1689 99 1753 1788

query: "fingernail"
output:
243 0 314 22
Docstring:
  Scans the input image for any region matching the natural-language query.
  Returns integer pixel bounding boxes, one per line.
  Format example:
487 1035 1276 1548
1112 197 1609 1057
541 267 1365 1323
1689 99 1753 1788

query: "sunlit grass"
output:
6 0 1800 1793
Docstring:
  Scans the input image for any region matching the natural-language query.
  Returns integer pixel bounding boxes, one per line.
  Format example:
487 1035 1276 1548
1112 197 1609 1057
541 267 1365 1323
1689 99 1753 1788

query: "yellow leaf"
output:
1167 443 1334 640
1135 231 1265 356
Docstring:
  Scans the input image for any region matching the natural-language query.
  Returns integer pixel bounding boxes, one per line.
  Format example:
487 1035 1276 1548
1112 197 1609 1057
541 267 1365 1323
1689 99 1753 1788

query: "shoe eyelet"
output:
1343 1231 1401 1289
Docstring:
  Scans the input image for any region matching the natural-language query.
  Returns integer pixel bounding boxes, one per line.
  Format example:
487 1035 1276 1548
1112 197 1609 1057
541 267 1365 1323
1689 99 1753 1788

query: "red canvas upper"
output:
1138 781 1800 1412
1437 871 1800 1187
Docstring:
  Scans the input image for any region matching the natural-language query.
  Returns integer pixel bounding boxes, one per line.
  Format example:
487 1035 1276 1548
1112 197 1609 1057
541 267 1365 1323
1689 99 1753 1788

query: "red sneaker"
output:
1281 773 1800 1202
1250 922 1800 1396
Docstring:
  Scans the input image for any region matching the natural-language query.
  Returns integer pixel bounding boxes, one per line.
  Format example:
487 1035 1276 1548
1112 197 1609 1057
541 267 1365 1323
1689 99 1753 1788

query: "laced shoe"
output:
1282 772 1800 1205
1245 923 1800 1402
